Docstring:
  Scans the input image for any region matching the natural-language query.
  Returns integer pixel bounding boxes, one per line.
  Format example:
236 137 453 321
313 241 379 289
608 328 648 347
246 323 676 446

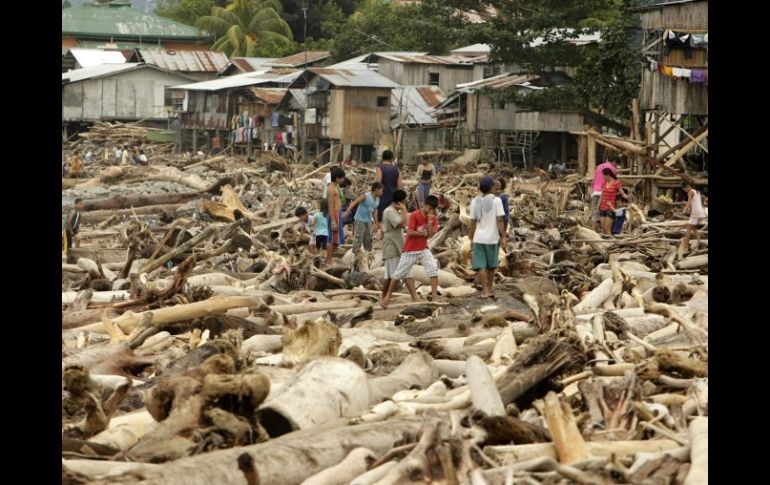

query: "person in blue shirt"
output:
611 195 628 235
345 182 385 253
494 178 511 231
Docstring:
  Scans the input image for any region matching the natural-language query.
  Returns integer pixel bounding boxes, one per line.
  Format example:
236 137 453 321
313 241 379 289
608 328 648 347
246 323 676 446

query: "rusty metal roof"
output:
229 57 275 73
374 52 473 65
247 88 288 105
391 86 446 127
267 51 330 68
136 49 229 73
307 68 399 88
173 70 301 91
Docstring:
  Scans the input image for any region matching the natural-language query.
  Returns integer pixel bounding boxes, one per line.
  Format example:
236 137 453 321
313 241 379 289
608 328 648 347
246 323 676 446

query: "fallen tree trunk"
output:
79 295 265 334
80 204 184 223
300 447 375 485
484 439 680 465
81 192 201 211
573 278 613 314
257 358 370 437
64 418 425 484
367 352 437 404
467 355 505 417
369 266 465 288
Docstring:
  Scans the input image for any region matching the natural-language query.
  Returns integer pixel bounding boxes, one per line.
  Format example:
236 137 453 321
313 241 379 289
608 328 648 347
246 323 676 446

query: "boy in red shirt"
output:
380 195 440 308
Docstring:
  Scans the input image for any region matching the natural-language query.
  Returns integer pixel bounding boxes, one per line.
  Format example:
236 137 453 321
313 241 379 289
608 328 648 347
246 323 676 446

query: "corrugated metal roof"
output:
62 4 207 41
450 43 492 55
229 57 276 73
391 86 446 127
456 73 540 92
530 30 602 47
327 54 377 70
287 89 307 108
62 63 142 83
247 88 288 105
173 70 301 91
67 48 127 68
631 0 705 11
267 51 330 67
137 49 229 73
308 68 400 88
374 52 473 65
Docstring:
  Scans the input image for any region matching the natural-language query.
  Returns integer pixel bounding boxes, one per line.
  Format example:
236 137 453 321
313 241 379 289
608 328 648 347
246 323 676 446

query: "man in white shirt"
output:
468 176 506 299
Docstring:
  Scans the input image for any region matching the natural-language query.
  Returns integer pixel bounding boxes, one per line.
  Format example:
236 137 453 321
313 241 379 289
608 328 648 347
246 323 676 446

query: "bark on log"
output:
64 418 424 484
367 352 437 404
257 358 370 437
575 226 610 253
467 355 506 417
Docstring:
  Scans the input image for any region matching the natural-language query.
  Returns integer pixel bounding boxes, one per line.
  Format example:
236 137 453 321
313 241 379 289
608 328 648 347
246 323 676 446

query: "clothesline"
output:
646 58 708 85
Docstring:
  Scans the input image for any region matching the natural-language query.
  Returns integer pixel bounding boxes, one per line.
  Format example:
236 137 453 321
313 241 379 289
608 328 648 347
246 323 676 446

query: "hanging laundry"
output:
271 112 280 127
661 66 673 77
690 69 706 84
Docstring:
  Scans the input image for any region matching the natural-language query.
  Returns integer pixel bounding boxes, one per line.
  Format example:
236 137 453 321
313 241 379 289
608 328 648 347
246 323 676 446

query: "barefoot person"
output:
380 189 408 299
380 195 440 308
469 176 506 299
681 181 706 251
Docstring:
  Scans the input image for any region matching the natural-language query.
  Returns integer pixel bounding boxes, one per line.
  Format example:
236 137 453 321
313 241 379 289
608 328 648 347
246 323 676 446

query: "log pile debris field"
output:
62 125 708 484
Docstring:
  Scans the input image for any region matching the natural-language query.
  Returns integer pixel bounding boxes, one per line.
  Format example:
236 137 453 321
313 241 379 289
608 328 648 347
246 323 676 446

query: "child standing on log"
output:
325 167 347 266
380 195 440 308
469 176 506 299
380 189 408 299
611 195 628 235
681 181 706 252
345 182 384 253
314 200 330 256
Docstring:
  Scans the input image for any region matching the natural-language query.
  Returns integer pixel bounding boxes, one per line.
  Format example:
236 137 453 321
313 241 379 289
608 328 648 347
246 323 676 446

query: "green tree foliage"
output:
446 0 641 121
156 0 214 26
196 0 294 57
330 0 467 61
62 0 72 8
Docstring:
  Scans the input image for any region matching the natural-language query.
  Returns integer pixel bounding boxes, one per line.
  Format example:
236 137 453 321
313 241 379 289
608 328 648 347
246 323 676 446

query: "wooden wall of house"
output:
377 60 475 94
640 69 707 115
328 88 391 145
180 91 229 129
466 93 582 132
401 127 447 163
62 70 190 122
639 2 708 30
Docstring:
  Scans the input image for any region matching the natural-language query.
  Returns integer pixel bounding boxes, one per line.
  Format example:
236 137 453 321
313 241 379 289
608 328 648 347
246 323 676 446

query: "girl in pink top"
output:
682 181 706 251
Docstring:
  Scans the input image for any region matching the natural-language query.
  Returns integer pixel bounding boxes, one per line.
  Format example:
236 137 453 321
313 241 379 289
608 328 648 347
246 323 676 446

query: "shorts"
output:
599 209 615 218
688 217 703 226
391 249 439 280
472 243 499 270
315 235 328 250
590 195 602 222
383 257 400 279
352 221 373 252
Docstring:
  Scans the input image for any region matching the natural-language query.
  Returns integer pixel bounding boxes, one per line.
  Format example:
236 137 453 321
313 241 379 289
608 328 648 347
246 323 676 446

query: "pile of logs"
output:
62 150 708 484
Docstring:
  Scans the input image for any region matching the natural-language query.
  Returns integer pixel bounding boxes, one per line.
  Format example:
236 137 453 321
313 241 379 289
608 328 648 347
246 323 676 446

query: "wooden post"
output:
587 133 596 178
577 132 587 176
192 128 197 152
560 132 567 165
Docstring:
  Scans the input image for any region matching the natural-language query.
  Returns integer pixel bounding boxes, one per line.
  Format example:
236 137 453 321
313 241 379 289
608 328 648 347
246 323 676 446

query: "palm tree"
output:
196 0 293 57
